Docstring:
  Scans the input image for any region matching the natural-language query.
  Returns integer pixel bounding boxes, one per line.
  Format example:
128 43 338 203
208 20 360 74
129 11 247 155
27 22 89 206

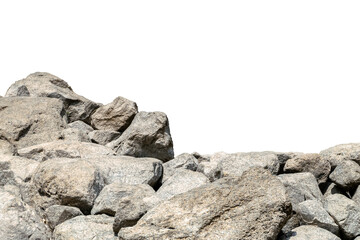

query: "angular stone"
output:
322 182 348 198
297 200 339 235
0 97 66 148
329 160 360 190
118 167 292 240
162 153 198 183
320 143 360 168
196 160 223 182
90 96 138 131
61 128 91 142
68 120 94 134
280 225 341 240
53 215 116 240
284 153 331 183
18 141 115 162
107 111 174 162
89 130 121 145
5 72 100 123
45 205 83 230
0 155 39 183
324 194 360 239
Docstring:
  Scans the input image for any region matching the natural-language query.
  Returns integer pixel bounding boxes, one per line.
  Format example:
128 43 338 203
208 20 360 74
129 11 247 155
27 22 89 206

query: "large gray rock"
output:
297 200 339 235
53 215 116 240
324 194 360 239
280 225 341 240
278 172 323 211
89 130 121 145
90 96 138 131
284 153 331 183
44 205 83 230
68 120 94 134
5 72 100 123
91 183 155 216
18 140 115 162
320 143 360 168
118 167 292 240
107 111 174 162
0 155 39 183
162 153 198 183
329 160 360 190
0 188 51 240
0 97 66 148
31 158 105 213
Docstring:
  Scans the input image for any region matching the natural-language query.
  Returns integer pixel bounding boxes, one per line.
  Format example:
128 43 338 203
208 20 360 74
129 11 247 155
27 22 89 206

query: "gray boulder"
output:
5 72 100 123
162 153 198 183
90 96 138 131
280 225 341 240
0 97 66 148
320 143 360 168
89 130 121 145
329 160 360 190
68 120 94 134
60 128 91 142
44 205 83 230
53 215 116 240
118 167 292 240
107 111 174 162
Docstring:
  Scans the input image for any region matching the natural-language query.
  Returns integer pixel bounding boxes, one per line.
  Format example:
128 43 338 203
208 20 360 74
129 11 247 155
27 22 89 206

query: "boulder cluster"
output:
1 73 360 240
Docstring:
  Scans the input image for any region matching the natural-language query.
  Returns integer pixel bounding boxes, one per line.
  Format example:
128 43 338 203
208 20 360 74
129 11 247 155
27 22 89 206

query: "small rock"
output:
162 153 198 183
320 143 360 168
322 182 349 198
45 205 83 230
280 225 341 240
89 130 121 145
61 128 91 142
329 160 360 190
68 120 94 134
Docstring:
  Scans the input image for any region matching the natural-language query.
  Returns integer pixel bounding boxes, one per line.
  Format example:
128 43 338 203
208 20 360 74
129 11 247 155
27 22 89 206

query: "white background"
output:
0 1 359 156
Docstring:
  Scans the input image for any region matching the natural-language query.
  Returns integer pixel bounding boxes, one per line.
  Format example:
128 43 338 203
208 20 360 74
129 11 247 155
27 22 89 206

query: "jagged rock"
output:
5 72 100 123
278 172 323 211
329 160 360 190
196 160 223 182
324 194 360 239
297 200 339 235
91 183 155 216
0 97 66 148
283 153 331 183
31 158 105 213
68 120 94 134
89 130 121 145
280 213 301 237
18 141 115 162
162 153 198 183
45 205 83 230
118 168 292 240
90 96 138 131
61 128 91 142
53 215 116 240
0 138 17 155
107 111 174 162
322 182 348 198
0 155 39 183
320 143 360 168
156 169 209 202
275 152 304 166
86 156 163 187
280 225 341 240
0 188 51 240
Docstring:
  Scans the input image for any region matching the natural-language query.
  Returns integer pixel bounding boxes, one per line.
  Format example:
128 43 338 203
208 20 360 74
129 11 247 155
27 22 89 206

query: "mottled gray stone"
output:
68 120 94 134
320 143 360 168
162 153 198 183
89 130 121 145
280 225 340 240
45 205 83 230
0 155 39 183
0 138 17 155
329 160 360 190
61 128 91 142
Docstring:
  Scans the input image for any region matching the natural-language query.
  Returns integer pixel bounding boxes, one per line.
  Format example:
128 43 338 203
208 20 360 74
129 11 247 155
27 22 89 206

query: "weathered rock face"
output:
107 111 174 162
61 128 91 142
0 155 39 183
5 72 100 123
68 120 94 134
90 96 138 131
280 225 341 240
88 130 121 145
118 167 292 240
320 143 360 168
45 205 83 230
162 153 198 183
329 160 360 191
0 97 67 148
0 138 17 155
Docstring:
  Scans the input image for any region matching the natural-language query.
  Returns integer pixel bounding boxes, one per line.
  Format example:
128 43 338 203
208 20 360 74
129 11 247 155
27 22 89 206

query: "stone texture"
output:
324 194 360 239
107 111 174 162
0 155 39 183
18 140 115 162
320 143 360 168
89 130 121 145
352 185 360 205
329 160 360 190
44 205 83 230
280 225 341 240
0 138 17 155
53 215 116 240
162 153 198 183
90 96 138 131
0 188 51 240
283 153 331 183
0 97 66 148
60 128 91 142
68 120 94 134
5 72 100 123
322 182 348 198
118 167 292 240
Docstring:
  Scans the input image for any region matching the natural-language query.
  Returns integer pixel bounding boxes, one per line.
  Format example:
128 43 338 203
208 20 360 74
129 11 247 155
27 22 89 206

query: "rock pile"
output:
0 72 359 239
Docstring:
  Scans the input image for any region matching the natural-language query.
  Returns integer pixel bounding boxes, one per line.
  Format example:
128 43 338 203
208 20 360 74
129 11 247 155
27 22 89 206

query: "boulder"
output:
53 215 116 240
324 194 360 239
68 120 94 134
18 141 115 162
60 128 91 142
162 153 198 183
320 143 360 168
329 160 360 190
107 111 174 162
44 205 83 230
90 96 138 131
89 130 121 145
280 225 341 240
283 153 331 183
5 72 100 123
118 167 292 240
0 97 66 148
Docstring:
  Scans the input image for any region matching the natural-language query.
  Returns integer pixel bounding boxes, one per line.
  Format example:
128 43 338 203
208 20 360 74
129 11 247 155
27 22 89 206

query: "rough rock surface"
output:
5 72 100 123
320 143 360 168
91 96 138 131
45 205 83 230
329 160 360 190
68 120 94 133
89 130 121 145
60 128 91 142
162 153 198 183
107 111 174 162
280 225 341 240
0 155 39 183
118 167 292 240
0 138 17 155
